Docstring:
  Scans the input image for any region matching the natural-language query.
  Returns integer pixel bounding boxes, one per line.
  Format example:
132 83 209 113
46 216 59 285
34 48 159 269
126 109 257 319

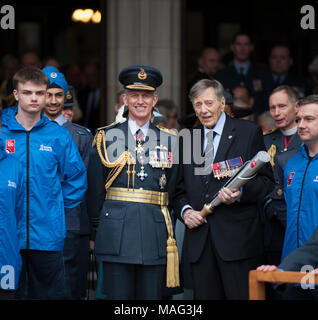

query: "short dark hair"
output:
298 95 318 107
231 32 253 44
232 84 252 97
270 44 291 53
13 66 49 90
270 85 298 105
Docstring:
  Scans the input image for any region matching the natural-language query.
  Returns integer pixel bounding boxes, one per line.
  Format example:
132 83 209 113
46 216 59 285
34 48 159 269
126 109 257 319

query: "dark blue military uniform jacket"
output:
87 120 177 265
63 121 93 234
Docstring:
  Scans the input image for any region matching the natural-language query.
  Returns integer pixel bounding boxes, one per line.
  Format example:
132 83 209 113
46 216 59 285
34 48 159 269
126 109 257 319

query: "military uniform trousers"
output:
94 196 169 300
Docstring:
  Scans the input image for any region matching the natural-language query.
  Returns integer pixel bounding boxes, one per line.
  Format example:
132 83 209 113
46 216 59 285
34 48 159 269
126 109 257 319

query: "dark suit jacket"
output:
173 115 274 263
63 121 93 235
77 86 100 134
214 65 273 116
270 73 311 98
87 120 178 265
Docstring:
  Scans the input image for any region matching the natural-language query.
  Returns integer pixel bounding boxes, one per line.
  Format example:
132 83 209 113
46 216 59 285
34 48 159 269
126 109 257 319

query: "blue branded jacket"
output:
0 137 24 290
282 145 318 260
1 106 87 251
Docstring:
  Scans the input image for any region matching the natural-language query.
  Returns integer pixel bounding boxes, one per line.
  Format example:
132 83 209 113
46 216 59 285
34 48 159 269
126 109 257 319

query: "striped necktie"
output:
203 130 214 176
136 129 144 141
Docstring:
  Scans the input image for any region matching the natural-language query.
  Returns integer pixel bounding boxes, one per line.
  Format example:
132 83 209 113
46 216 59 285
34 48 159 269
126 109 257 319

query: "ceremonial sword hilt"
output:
199 203 214 218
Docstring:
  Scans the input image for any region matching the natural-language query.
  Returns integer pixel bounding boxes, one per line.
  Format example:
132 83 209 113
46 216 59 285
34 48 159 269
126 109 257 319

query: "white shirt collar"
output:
128 118 150 138
54 113 68 126
281 126 297 136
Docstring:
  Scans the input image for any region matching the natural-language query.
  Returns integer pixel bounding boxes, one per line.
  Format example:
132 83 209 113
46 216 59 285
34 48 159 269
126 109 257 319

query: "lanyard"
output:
284 134 294 151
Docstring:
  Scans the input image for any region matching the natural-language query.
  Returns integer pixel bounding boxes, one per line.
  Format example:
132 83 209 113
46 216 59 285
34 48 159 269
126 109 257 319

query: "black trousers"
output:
190 231 262 300
102 262 165 300
63 230 81 299
16 250 66 299
0 289 15 300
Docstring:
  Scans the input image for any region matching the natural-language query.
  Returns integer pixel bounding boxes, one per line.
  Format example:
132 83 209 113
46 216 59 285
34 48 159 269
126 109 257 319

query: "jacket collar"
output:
301 144 318 161
2 105 50 131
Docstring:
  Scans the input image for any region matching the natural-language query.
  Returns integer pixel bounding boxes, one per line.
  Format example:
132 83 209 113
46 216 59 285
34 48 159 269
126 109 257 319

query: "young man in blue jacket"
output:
281 95 318 260
0 132 25 299
1 66 87 299
41 66 93 299
258 94 318 299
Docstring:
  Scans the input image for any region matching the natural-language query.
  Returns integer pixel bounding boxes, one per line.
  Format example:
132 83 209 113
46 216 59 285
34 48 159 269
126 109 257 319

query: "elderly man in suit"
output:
173 79 274 300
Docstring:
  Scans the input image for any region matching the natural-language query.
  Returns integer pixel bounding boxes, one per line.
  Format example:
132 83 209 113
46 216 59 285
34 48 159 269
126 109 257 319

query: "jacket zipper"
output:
26 131 30 249
296 157 312 248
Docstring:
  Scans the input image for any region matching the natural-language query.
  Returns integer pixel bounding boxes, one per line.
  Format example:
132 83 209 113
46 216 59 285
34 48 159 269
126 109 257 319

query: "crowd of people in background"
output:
1 32 318 134
0 51 101 134
1 31 318 300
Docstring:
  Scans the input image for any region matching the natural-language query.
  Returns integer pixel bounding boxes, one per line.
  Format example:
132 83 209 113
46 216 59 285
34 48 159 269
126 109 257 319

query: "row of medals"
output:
135 137 170 190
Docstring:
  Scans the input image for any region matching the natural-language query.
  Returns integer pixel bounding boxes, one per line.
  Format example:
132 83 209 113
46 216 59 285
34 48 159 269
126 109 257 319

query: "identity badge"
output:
287 172 295 187
6 140 15 153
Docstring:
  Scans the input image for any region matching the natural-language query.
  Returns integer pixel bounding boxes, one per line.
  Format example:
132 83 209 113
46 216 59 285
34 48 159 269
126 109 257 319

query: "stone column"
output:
105 0 182 123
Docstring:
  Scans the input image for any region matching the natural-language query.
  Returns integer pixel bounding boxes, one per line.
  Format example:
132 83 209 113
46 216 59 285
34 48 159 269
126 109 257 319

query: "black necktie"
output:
275 75 281 88
239 67 246 85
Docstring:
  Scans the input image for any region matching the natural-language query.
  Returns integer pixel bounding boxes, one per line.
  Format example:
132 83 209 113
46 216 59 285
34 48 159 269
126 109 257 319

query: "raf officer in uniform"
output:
264 85 301 158
87 65 179 300
263 85 302 271
42 66 93 299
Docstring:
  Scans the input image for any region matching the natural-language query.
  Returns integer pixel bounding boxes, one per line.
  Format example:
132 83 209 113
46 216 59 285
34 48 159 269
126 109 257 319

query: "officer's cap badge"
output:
138 68 147 80
66 90 72 100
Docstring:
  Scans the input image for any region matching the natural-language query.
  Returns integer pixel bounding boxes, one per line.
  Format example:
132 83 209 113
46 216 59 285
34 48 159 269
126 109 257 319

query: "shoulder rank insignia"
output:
263 127 277 136
156 125 178 136
92 121 120 147
97 121 120 132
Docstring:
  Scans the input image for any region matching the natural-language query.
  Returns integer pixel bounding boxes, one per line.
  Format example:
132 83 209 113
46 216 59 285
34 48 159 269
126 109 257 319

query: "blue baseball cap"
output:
42 66 69 95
